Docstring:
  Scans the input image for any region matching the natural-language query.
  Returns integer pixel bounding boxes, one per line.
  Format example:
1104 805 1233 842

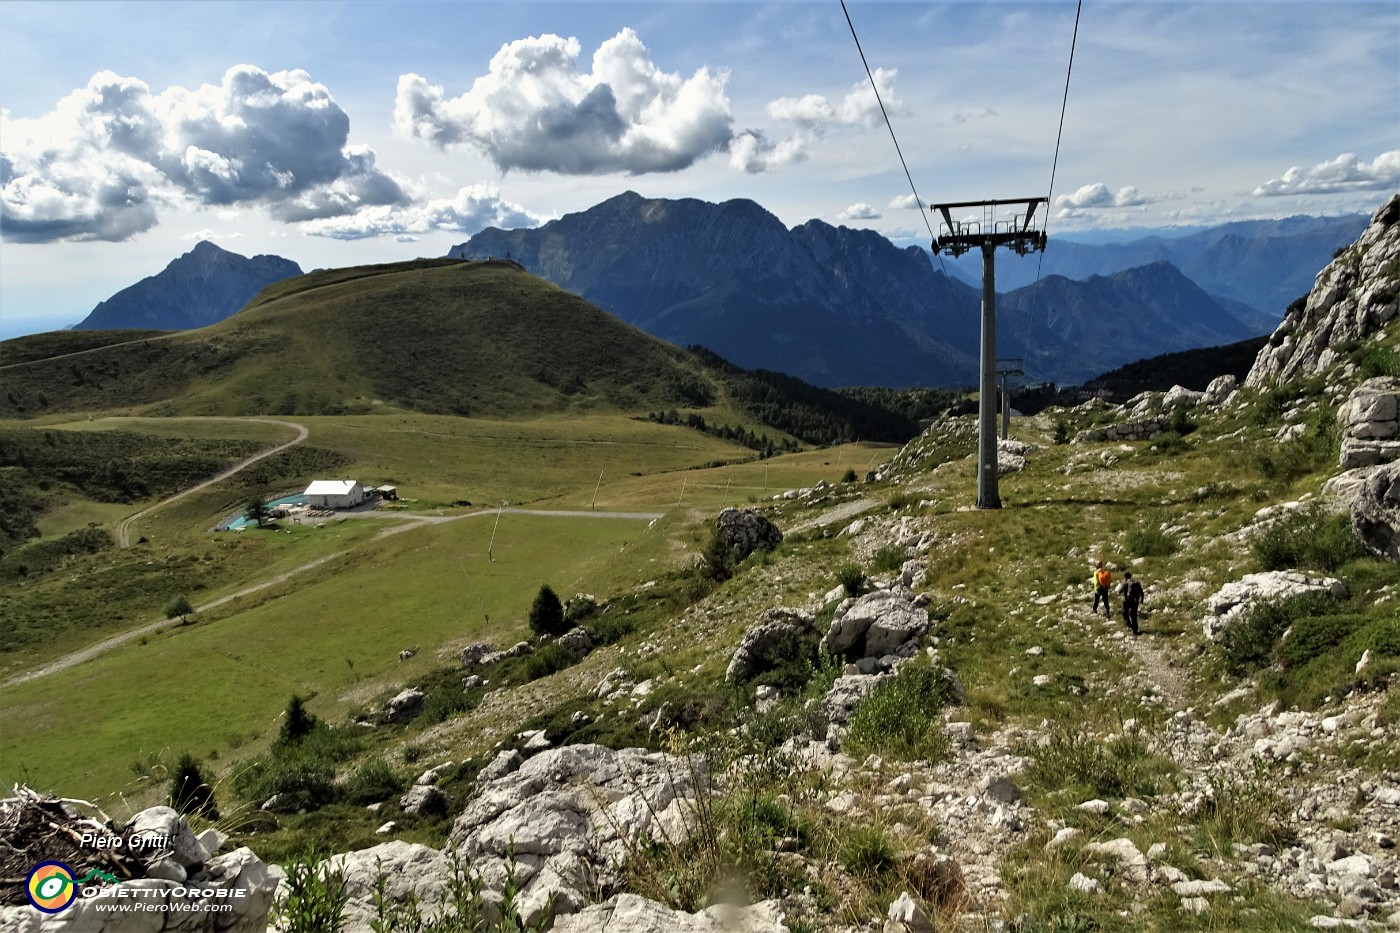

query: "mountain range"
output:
74 241 302 331
52 194 1363 389
939 212 1368 312
452 191 1265 386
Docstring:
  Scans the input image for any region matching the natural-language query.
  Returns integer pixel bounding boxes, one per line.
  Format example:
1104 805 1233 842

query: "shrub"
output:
1357 346 1400 379
1221 591 1343 675
276 857 348 933
835 563 868 597
699 530 739 582
841 468 858 483
1052 417 1070 445
1151 430 1189 453
1124 517 1179 558
235 756 338 812
1168 407 1198 436
422 689 477 724
343 758 405 806
165 594 195 624
526 642 576 681
1275 614 1364 669
169 753 219 820
870 543 907 574
527 584 567 637
845 661 953 762
1251 503 1364 572
1196 762 1297 851
838 825 897 879
1026 728 1167 799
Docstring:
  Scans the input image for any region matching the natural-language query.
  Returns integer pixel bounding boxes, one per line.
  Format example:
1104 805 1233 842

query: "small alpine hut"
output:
304 480 366 510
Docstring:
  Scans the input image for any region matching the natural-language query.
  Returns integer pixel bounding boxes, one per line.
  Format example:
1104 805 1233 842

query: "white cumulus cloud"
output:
728 130 808 174
839 202 880 221
1253 150 1400 196
887 194 921 210
767 69 896 130
1055 182 1164 214
395 29 734 175
1 66 409 243
299 185 545 241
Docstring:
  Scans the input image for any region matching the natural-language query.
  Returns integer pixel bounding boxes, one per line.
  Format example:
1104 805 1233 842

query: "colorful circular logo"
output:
26 861 78 913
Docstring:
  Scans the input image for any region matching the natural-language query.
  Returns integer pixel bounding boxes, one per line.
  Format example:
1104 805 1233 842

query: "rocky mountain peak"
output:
74 242 302 331
1246 194 1400 388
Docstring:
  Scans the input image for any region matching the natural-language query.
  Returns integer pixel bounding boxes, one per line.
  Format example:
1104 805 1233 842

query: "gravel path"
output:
117 418 309 547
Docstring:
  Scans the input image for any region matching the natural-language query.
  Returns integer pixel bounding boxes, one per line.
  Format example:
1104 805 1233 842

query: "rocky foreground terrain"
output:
3 195 1398 932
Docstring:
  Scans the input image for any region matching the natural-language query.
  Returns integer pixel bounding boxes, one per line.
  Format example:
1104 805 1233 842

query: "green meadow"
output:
0 408 886 802
1 512 642 800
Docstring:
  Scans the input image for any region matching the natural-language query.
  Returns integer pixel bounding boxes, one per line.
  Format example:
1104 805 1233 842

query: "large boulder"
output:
714 508 783 562
323 841 453 931
1202 571 1348 640
1162 385 1205 411
726 608 815 682
1204 374 1237 407
1338 377 1400 469
550 893 788 933
384 688 426 724
821 589 929 660
1348 461 1400 558
448 744 707 927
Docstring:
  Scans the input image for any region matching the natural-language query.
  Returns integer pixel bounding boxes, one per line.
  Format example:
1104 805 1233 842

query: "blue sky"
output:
2 0 1397 337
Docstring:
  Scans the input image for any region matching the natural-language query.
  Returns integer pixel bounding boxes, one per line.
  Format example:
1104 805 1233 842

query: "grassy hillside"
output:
1 258 920 447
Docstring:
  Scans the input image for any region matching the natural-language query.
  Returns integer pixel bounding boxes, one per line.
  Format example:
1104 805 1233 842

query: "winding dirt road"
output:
117 418 308 547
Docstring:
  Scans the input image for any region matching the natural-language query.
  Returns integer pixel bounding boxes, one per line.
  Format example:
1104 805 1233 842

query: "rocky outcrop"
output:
1347 461 1400 558
1203 374 1237 407
550 893 788 932
1247 194 1400 388
1202 571 1349 640
714 508 783 562
557 626 595 661
323 841 453 931
726 608 816 682
997 438 1036 475
1073 417 1169 444
1339 377 1400 469
448 744 706 926
384 688 426 724
821 589 930 662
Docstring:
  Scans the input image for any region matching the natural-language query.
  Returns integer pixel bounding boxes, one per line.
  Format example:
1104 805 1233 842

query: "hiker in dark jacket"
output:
1118 571 1145 635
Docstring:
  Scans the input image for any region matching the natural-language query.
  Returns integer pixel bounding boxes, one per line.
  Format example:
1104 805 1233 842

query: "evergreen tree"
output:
169 753 219 819
528 584 567 637
279 694 318 745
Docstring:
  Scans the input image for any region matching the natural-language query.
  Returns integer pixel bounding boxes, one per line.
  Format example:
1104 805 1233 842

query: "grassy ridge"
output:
0 260 723 420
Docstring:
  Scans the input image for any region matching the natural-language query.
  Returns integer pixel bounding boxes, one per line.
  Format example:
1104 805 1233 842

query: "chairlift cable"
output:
838 0 950 281
1029 0 1083 316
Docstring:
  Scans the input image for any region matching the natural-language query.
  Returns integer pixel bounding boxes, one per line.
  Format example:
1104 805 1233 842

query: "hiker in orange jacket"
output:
1092 561 1113 617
